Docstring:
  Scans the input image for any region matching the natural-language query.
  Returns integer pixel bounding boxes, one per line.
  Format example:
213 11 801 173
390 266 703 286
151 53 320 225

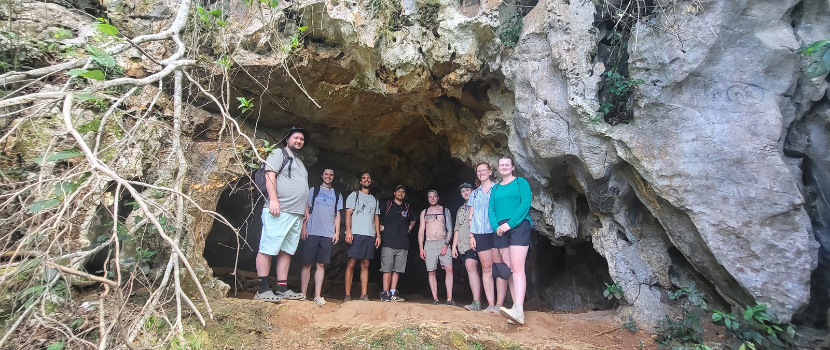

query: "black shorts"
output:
493 220 531 248
301 235 333 265
465 249 479 261
474 233 494 252
347 235 376 260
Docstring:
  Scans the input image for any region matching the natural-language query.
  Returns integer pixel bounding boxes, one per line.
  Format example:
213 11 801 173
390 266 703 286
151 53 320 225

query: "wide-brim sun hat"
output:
282 126 309 145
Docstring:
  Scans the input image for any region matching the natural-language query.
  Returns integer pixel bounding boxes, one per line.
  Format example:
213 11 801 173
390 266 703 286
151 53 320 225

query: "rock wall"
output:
3 0 830 329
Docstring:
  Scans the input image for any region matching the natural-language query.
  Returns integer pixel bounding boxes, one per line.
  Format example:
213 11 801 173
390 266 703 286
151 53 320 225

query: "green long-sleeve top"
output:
488 177 533 231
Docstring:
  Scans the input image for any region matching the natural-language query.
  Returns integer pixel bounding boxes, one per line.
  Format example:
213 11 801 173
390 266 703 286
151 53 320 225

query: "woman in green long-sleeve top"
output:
488 156 532 325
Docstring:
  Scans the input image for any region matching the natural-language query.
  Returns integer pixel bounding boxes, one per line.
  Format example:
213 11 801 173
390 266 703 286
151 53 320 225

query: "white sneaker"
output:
314 297 326 307
499 305 524 325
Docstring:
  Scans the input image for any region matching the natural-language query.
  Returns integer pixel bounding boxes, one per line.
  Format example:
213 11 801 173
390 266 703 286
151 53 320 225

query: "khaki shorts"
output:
424 240 452 271
380 247 407 273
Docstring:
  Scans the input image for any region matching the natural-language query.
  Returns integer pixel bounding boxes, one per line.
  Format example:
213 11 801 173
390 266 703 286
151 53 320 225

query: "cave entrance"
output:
203 126 480 302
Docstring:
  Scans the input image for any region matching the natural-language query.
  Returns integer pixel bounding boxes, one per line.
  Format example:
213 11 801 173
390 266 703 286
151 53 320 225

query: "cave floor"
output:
191 298 660 349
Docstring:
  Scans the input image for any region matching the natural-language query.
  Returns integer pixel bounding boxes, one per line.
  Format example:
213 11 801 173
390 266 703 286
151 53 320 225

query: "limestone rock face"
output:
5 0 830 328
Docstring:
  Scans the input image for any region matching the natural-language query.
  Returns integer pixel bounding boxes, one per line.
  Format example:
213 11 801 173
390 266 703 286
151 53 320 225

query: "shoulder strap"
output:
309 186 320 212
385 200 393 215
334 190 340 214
276 147 292 177
353 191 359 208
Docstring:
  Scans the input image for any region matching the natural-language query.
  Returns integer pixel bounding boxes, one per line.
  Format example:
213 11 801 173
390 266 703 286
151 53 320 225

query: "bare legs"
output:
427 265 454 301
346 258 370 298
508 245 528 307
345 258 356 297
477 250 495 307
465 259 481 303
301 263 325 298
255 251 292 282
382 272 400 292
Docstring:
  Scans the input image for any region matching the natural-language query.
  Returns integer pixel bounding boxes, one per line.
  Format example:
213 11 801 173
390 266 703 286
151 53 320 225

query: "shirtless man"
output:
418 190 455 306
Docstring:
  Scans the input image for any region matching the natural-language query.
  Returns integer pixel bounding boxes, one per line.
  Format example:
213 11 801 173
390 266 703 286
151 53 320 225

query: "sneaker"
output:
276 289 305 301
314 297 326 307
253 290 283 303
465 301 481 311
499 305 525 325
390 291 405 302
344 295 351 302
483 305 499 314
359 295 370 301
380 291 390 302
432 299 440 305
446 299 457 306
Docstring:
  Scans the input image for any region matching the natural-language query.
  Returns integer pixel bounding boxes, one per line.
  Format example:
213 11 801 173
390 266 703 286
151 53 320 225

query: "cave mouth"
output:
202 129 617 312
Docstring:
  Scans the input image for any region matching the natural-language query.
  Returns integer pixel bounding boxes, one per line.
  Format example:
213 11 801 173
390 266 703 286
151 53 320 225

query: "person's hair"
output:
322 167 334 174
427 189 439 197
361 172 371 178
474 162 492 187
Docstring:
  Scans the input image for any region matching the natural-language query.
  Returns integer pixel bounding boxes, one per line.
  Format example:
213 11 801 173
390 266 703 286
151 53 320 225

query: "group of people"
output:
253 127 533 325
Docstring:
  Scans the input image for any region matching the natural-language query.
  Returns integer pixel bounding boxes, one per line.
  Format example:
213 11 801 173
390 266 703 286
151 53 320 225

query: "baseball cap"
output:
458 182 472 191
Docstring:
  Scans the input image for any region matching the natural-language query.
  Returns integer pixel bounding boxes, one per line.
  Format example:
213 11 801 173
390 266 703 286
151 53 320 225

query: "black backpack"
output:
253 147 291 199
309 186 341 215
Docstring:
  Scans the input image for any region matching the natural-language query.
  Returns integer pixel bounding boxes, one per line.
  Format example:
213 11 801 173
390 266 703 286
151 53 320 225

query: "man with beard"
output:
254 127 309 303
344 172 381 301
418 190 455 306
379 185 415 302
300 168 343 307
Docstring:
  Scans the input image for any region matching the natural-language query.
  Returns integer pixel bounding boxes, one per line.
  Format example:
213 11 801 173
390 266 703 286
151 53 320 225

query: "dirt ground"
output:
193 297 659 350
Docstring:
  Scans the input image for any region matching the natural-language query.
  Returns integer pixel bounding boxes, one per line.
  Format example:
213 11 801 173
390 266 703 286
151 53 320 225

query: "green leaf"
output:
208 8 221 16
36 149 83 163
79 70 106 81
67 68 89 76
95 23 119 36
216 19 226 26
77 119 102 134
86 45 116 67
46 341 65 350
796 40 830 55
53 181 78 196
820 48 830 71
298 26 308 32
28 198 62 213
787 325 795 337
21 285 46 298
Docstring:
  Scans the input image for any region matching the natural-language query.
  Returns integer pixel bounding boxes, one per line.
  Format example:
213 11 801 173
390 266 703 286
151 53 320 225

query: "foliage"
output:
237 97 255 113
655 312 706 350
603 283 625 301
197 7 226 26
712 309 739 331
796 40 830 78
667 281 709 311
499 10 523 48
242 139 279 169
622 314 638 332
594 63 644 125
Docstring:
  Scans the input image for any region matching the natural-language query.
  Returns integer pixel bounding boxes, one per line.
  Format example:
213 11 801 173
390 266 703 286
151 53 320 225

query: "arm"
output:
266 171 279 216
506 178 532 229
488 185 499 232
374 214 381 248
345 208 354 244
301 204 310 240
468 206 476 250
418 210 426 260
332 211 341 244
440 208 452 256
452 228 459 258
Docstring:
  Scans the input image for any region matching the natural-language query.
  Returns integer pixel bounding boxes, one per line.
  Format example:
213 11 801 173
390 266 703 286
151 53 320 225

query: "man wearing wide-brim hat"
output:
254 126 310 302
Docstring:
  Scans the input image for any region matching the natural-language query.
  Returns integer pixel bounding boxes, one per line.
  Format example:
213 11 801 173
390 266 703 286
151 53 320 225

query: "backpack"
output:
253 147 291 199
350 191 378 212
385 200 409 216
310 186 341 215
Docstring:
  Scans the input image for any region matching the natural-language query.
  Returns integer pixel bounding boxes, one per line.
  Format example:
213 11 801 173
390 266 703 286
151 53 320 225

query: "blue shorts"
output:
259 210 302 256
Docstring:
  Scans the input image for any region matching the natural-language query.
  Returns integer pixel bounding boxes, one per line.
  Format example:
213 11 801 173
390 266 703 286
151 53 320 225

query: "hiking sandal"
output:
254 291 283 303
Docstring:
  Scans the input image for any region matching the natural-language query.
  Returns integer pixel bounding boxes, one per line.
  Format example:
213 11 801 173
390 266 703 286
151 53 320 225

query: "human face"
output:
360 173 372 189
476 164 491 182
321 169 334 185
286 132 305 151
394 188 406 201
498 158 513 177
460 188 472 201
427 192 438 206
